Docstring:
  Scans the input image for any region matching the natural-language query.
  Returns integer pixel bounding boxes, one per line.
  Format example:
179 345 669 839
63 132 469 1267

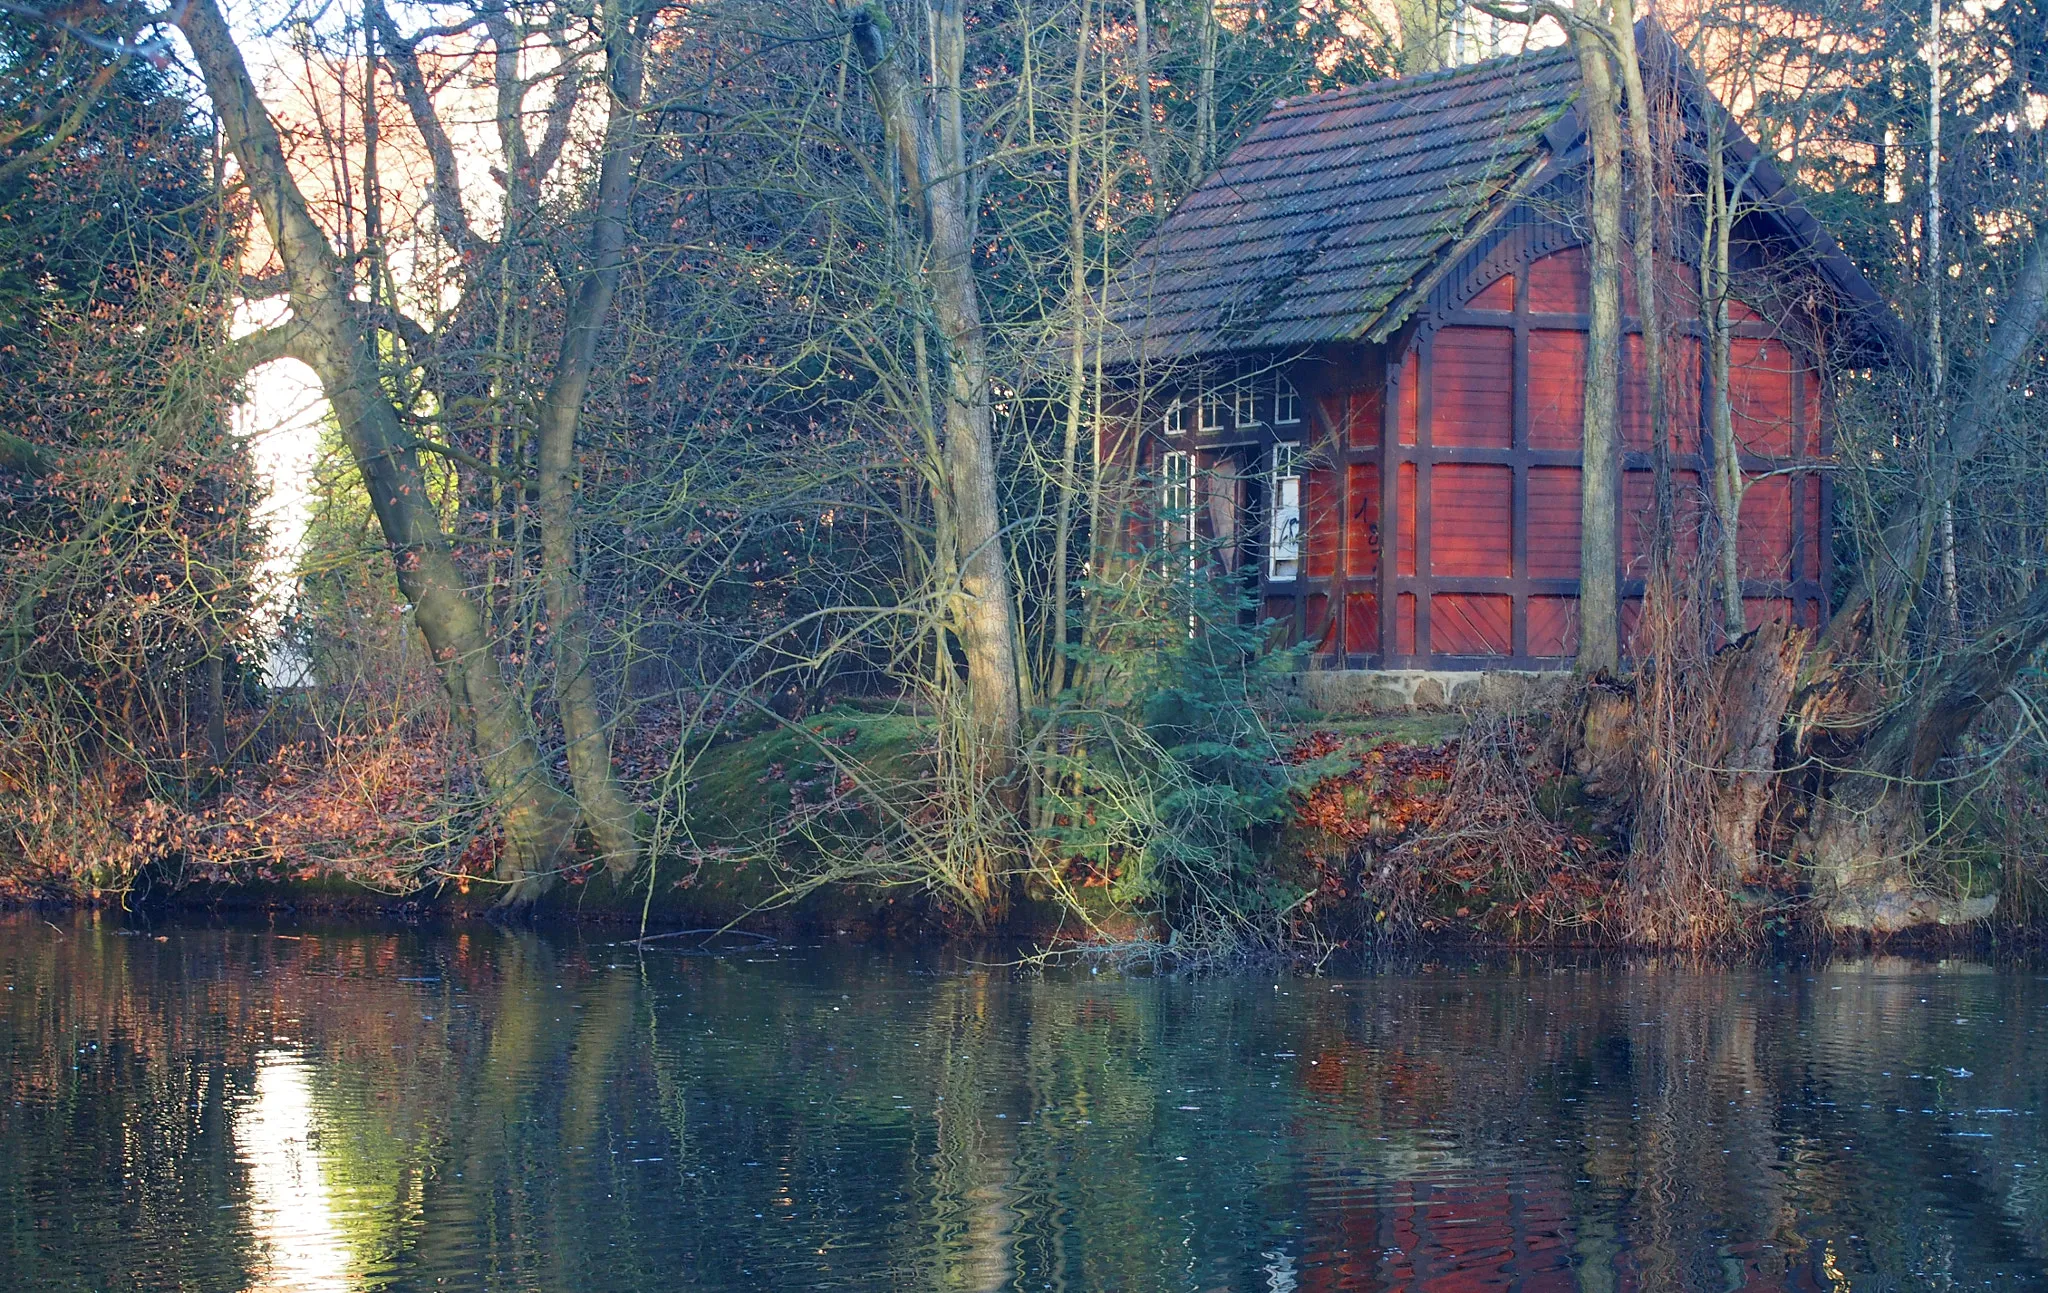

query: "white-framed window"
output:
1234 376 1258 427
1267 442 1302 581
1161 450 1196 545
1161 395 1185 437
1273 375 1301 426
1198 386 1225 433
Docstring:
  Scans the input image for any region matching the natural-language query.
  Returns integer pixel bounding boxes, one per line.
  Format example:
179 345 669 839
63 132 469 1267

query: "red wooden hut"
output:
1101 31 1892 671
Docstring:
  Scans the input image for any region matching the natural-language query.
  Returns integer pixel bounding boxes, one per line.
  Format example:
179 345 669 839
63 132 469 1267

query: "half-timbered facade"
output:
1102 29 1889 671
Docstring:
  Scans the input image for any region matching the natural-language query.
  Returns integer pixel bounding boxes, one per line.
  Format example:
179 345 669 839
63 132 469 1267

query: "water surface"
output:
2 914 2045 1289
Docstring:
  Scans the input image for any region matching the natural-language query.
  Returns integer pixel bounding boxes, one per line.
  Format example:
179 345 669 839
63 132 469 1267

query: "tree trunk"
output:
1050 0 1092 702
853 2 1024 807
1794 201 2048 785
1702 622 1804 882
1194 0 1218 178
1572 5 1624 674
179 0 578 902
1703 125 1747 637
1928 0 1959 636
1132 0 1160 193
368 0 479 269
1806 575 2048 927
1612 2 1672 572
1577 625 1803 890
533 0 646 879
1818 195 2048 664
204 650 228 768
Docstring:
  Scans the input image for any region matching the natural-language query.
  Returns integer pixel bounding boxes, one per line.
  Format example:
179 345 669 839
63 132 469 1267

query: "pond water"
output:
2 916 2046 1290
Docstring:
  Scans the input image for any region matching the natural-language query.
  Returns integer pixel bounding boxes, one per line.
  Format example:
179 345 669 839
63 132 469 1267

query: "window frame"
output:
1233 376 1259 427
1273 375 1302 427
1160 449 1196 546
1161 394 1185 437
1267 441 1302 582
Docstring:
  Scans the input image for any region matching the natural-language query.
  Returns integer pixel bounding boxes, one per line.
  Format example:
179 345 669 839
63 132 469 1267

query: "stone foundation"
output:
1289 668 1578 715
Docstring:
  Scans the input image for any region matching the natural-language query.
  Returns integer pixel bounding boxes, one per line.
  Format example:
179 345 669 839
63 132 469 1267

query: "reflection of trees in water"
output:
5 922 2048 1289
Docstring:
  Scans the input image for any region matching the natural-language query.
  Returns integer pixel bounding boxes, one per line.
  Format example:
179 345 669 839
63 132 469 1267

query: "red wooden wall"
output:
1284 244 1828 668
1275 375 1384 660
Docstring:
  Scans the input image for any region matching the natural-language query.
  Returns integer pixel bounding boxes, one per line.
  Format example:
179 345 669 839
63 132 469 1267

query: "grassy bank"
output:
4 697 2024 952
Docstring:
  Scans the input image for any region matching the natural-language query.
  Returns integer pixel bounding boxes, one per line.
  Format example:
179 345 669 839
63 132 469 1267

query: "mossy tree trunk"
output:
179 0 579 902
533 0 649 880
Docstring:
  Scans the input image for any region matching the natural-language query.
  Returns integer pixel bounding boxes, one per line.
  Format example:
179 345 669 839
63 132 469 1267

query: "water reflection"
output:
0 917 2045 1289
240 1051 352 1291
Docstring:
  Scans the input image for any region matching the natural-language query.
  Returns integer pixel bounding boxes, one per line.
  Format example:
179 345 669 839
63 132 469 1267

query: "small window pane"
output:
1274 376 1301 425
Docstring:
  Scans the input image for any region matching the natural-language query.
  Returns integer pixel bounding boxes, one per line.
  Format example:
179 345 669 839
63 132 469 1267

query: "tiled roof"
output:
1103 46 1580 362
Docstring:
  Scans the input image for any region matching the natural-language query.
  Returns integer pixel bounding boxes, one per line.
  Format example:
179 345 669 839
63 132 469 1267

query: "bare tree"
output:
851 0 1025 818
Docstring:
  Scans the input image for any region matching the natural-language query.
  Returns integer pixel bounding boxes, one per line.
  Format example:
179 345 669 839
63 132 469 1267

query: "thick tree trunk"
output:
854 3 1024 810
1612 3 1672 569
180 0 578 901
1806 576 2048 927
0 431 52 478
1572 7 1624 674
1577 626 1804 891
533 0 646 879
1701 622 1804 882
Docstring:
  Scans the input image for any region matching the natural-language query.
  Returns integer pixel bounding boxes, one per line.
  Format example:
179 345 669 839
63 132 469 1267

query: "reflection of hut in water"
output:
1282 1040 1577 1289
1291 1170 1582 1290
1276 1024 1814 1291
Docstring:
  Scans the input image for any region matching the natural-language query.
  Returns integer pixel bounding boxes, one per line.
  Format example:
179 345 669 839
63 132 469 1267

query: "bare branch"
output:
368 0 481 266
412 437 534 489
223 317 311 375
527 52 587 184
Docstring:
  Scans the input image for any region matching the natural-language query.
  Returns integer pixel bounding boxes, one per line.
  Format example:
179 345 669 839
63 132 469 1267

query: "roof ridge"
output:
1268 43 1578 116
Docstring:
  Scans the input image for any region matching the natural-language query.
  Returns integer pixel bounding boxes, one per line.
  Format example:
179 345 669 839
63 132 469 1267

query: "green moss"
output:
1533 775 1600 835
680 705 931 845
